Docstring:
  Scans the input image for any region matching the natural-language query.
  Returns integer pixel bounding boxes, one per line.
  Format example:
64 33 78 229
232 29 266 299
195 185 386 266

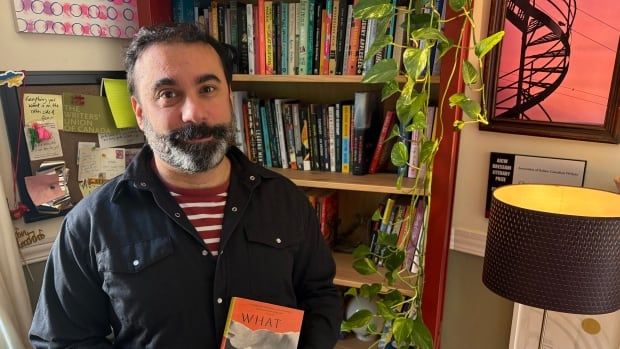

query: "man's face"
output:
131 42 235 173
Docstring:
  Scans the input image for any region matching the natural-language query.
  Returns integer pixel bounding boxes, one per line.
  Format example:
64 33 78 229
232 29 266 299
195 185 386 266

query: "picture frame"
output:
481 0 620 144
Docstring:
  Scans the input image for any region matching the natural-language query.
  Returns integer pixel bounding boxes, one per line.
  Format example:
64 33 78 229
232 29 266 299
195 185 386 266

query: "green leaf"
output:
372 208 382 221
376 15 393 36
475 31 505 59
385 269 397 285
407 12 441 31
353 244 371 260
353 258 378 275
360 283 382 299
365 35 394 62
344 288 358 298
448 93 467 107
362 59 398 83
392 317 415 344
403 47 429 80
436 38 454 59
411 27 448 45
383 289 404 307
344 309 373 328
396 91 427 127
391 141 409 167
420 139 439 165
460 99 482 120
406 110 427 131
453 120 465 131
377 301 396 320
462 60 478 85
411 314 433 349
388 124 400 140
448 0 466 11
385 250 405 271
353 0 394 19
381 80 400 101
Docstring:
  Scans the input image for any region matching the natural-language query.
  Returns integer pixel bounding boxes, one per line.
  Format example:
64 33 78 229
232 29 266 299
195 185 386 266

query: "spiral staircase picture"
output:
495 0 576 122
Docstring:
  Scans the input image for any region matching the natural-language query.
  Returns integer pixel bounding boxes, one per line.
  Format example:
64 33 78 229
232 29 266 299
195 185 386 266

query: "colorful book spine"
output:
257 0 266 74
341 103 351 173
297 0 309 74
246 4 255 75
369 110 396 174
264 1 275 75
260 104 272 167
288 3 297 75
280 4 289 75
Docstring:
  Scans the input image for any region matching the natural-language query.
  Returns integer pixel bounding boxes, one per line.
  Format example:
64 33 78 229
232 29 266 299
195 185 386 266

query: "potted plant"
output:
339 0 504 348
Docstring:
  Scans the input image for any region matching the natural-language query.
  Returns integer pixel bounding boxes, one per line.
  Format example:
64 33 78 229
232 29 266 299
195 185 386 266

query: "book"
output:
220 297 304 349
368 110 396 174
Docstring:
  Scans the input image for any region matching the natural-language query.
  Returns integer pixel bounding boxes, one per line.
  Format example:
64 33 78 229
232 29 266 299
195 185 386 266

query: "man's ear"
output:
131 96 144 130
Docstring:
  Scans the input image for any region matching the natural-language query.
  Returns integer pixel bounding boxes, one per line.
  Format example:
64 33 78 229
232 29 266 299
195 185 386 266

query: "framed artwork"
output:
482 0 620 143
510 304 620 349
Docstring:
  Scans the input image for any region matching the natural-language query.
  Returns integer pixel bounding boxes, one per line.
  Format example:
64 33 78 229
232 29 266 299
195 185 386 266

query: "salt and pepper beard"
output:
141 115 236 174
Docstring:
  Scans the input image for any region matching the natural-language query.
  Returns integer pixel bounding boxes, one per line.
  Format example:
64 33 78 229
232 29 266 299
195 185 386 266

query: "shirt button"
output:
231 206 238 212
220 250 224 255
140 182 147 187
217 298 223 304
249 175 256 181
276 238 282 244
202 250 208 256
174 212 181 218
132 259 140 266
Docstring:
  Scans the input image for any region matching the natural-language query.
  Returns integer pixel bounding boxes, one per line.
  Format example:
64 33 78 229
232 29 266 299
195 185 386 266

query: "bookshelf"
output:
137 2 469 347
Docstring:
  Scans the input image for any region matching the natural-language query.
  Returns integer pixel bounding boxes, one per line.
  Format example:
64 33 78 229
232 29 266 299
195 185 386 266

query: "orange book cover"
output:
220 297 304 349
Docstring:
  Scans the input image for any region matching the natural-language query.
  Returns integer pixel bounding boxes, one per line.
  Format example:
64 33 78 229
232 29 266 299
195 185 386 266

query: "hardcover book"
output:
220 297 304 349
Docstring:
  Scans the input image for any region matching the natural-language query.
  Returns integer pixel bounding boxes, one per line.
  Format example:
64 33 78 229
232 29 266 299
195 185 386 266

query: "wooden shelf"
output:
270 168 424 195
333 252 416 297
336 335 377 349
232 74 439 84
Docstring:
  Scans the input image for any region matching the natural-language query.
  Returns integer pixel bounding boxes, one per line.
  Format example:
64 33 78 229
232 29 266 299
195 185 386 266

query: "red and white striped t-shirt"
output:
168 181 229 256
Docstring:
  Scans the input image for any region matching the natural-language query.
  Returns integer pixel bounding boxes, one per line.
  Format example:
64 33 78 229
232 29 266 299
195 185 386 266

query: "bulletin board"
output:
0 71 134 223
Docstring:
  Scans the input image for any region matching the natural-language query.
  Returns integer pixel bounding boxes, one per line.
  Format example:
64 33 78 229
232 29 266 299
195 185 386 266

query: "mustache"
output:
166 123 231 143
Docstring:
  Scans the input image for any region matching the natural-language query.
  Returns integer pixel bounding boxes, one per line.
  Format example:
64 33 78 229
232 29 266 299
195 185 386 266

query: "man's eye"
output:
201 86 216 94
157 90 177 99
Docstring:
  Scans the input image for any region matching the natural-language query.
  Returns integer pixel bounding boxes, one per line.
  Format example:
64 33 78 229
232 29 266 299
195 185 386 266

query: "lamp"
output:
482 184 620 349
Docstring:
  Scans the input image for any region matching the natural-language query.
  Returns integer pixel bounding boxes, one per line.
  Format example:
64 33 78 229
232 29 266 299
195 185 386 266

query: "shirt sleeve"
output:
295 199 343 349
29 219 113 348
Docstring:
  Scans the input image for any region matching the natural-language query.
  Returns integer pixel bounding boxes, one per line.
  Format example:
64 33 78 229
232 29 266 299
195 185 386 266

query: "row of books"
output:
174 0 445 76
232 92 436 178
232 91 386 175
305 189 339 246
369 195 427 273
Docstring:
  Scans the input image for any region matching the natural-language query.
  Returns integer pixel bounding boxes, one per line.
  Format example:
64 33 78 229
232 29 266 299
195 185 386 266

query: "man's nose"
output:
180 94 208 123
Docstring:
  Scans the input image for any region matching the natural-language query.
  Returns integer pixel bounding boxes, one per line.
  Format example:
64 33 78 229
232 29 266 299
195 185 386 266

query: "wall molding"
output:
20 241 54 265
450 228 486 257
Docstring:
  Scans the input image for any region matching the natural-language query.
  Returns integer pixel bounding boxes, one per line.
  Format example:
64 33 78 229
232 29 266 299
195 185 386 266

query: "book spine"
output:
260 104 273 167
246 4 255 75
327 105 336 172
209 2 218 38
217 4 226 42
232 91 248 154
273 2 281 74
252 99 265 165
299 105 312 171
355 19 368 75
291 103 304 170
340 4 352 75
316 105 327 170
288 3 297 75
312 0 323 75
341 104 351 174
298 0 309 74
267 101 281 167
238 5 249 74
362 19 376 74
369 110 395 174
280 4 288 75
308 104 321 171
264 1 275 75
242 100 252 159
257 0 266 74
246 99 258 162
328 0 340 75
334 103 342 172
322 0 333 75
346 3 361 75
274 99 289 168
305 0 316 75
282 103 298 169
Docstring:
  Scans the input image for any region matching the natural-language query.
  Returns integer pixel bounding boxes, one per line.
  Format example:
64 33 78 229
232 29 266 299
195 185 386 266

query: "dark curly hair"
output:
124 23 234 97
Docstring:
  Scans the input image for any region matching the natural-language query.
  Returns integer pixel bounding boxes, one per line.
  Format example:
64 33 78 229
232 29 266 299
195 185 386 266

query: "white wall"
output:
0 0 129 254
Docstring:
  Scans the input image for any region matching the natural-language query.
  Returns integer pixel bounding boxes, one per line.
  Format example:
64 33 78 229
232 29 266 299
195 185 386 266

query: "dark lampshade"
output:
483 184 620 315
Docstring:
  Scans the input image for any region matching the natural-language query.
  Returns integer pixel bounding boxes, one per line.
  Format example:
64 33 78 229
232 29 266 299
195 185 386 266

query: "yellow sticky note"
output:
102 78 137 128
23 94 64 130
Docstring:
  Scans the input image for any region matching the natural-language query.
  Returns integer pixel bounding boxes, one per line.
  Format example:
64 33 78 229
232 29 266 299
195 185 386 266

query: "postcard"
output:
98 128 144 148
24 121 63 161
23 93 64 129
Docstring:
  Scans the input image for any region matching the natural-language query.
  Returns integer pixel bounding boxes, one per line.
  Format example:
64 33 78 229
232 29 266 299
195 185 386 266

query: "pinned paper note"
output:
24 122 63 160
23 94 64 129
101 78 138 128
62 93 118 133
78 147 125 181
98 128 144 148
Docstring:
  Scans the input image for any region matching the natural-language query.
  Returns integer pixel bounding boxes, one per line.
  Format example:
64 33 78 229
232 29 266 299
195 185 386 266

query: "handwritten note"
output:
24 122 63 160
15 227 46 249
63 93 118 133
98 128 144 148
101 78 138 128
23 94 64 129
78 147 125 181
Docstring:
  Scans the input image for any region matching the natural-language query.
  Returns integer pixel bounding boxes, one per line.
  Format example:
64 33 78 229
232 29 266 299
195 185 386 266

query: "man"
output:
30 23 342 348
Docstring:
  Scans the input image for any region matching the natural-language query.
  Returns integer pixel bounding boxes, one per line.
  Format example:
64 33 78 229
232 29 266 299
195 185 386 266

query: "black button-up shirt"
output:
30 145 342 348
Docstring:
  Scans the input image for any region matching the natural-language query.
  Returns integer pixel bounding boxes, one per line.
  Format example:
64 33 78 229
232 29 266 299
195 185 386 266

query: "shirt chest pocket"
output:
96 237 180 323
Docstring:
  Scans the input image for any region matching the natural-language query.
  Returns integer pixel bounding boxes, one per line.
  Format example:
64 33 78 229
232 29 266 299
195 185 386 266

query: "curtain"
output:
0 178 32 348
